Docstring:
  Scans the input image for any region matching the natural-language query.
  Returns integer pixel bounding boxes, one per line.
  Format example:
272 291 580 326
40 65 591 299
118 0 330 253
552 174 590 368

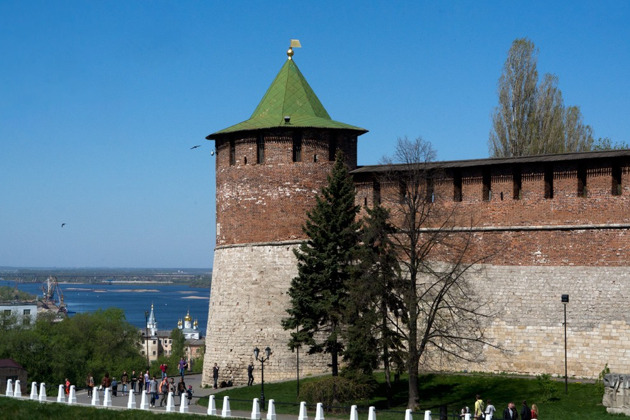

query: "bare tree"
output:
380 137 495 409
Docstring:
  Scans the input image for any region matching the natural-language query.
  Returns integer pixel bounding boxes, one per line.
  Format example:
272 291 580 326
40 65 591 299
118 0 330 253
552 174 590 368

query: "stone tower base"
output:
202 242 330 387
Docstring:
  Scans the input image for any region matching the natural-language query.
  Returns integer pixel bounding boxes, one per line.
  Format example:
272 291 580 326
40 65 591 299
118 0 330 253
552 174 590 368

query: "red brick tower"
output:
202 45 366 385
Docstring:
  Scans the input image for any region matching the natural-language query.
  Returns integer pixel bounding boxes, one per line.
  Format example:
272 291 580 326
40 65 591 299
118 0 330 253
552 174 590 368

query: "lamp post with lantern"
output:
562 294 569 394
254 346 272 409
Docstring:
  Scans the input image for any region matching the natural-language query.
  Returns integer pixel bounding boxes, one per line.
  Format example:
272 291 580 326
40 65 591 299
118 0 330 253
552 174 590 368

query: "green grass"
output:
203 372 625 420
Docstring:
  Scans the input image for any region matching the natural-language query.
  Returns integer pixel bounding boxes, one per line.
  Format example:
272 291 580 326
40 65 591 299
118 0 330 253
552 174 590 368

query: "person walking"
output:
111 377 118 397
86 374 94 398
101 372 111 400
530 404 538 419
177 376 186 406
521 401 531 420
145 370 151 391
130 370 137 394
485 399 496 420
178 357 186 378
159 376 169 407
149 375 158 408
64 378 70 396
213 363 219 389
503 402 518 419
121 371 129 396
247 362 254 386
474 394 485 419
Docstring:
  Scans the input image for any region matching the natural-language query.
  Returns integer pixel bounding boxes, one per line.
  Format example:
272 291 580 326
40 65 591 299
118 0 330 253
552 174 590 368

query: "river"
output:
0 280 210 332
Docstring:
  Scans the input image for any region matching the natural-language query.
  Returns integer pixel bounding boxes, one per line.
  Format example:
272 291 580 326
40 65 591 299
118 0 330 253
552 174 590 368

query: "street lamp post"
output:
562 294 569 394
254 346 272 410
144 310 150 371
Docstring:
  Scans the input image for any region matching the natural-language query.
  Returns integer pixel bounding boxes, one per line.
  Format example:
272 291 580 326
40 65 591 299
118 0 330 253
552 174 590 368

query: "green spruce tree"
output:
345 204 404 407
282 150 361 376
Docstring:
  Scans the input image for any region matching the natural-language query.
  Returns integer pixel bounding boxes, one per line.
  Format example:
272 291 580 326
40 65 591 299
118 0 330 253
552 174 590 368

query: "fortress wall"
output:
423 265 630 379
203 248 630 385
202 243 330 387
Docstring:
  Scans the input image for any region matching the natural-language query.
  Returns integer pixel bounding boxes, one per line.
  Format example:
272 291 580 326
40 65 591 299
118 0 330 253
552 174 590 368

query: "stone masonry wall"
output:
202 243 330 387
424 264 630 379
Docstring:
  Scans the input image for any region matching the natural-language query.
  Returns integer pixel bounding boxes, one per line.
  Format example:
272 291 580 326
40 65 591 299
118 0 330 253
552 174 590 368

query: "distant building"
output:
140 304 203 363
0 359 27 395
177 310 201 339
0 301 37 327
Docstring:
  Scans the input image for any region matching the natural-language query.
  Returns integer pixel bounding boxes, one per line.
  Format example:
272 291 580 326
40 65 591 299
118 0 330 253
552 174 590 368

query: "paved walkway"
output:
66 373 291 418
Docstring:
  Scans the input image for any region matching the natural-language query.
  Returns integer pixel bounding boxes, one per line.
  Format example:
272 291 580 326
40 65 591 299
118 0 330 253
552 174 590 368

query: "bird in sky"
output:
61 223 66 227
190 145 201 149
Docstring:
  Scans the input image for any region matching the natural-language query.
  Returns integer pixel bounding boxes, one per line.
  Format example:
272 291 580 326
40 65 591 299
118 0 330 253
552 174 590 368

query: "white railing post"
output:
368 406 376 420
405 409 413 420
13 380 22 398
349 405 358 420
315 402 325 420
5 379 13 397
103 387 112 407
166 391 175 412
222 395 232 418
29 382 38 400
266 399 277 420
251 398 261 420
299 401 309 420
38 383 47 402
180 390 189 413
207 394 217 416
68 385 77 404
91 385 100 406
127 387 137 409
139 389 148 410
56 385 65 403
423 410 432 420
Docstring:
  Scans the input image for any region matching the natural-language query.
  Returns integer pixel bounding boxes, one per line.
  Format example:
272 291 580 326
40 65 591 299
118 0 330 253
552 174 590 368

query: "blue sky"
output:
1 1 628 268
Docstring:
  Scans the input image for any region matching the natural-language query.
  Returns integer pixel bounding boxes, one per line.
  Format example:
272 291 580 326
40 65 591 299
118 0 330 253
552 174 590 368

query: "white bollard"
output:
368 406 376 420
222 395 231 417
207 394 217 416
349 405 358 420
405 409 413 420
14 380 22 398
68 385 77 405
266 399 276 420
251 398 261 420
423 410 431 420
5 379 13 397
464 414 471 420
30 382 38 400
139 390 148 410
127 387 137 409
103 387 112 407
299 401 309 420
39 383 47 402
57 385 65 403
91 386 100 406
486 414 493 420
179 390 189 413
166 391 175 412
315 402 325 420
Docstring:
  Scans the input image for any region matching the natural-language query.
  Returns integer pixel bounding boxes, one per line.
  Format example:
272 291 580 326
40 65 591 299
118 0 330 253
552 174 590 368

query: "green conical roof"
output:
207 59 367 138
